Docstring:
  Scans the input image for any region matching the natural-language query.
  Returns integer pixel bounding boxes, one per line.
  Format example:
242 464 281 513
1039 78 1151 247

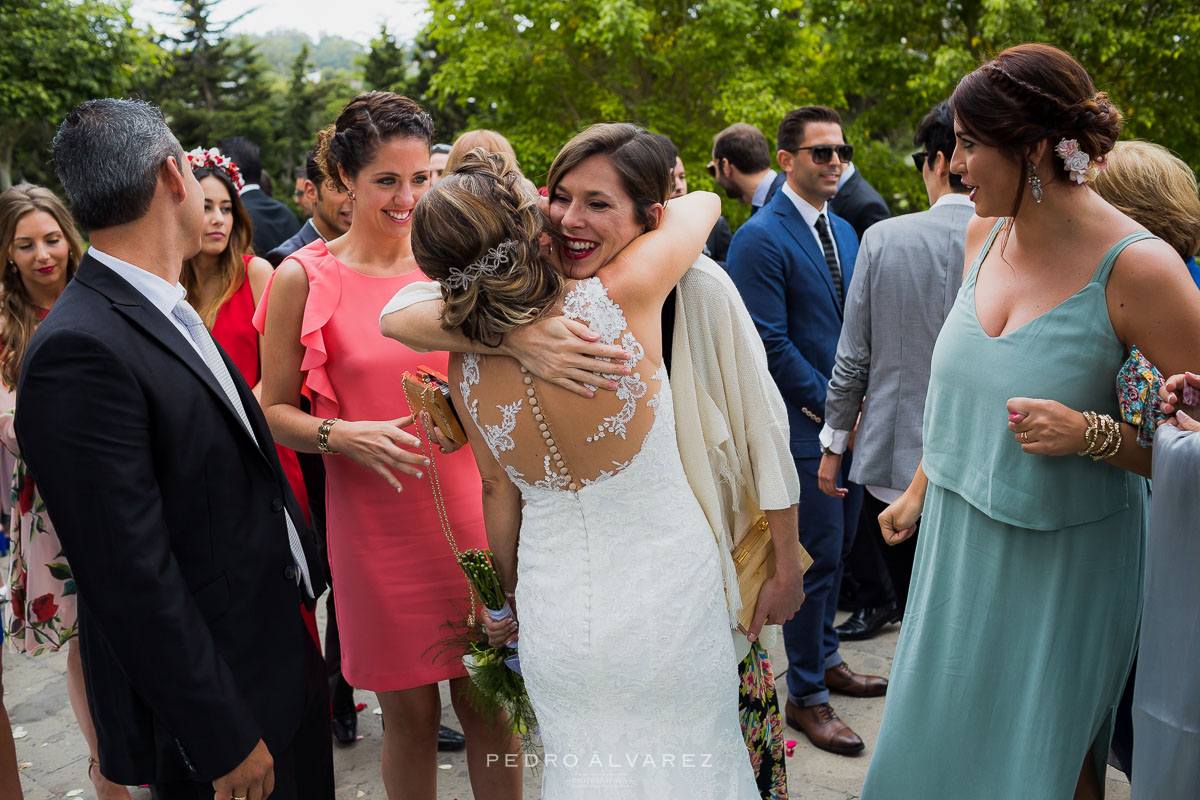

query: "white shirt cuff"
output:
818 423 851 454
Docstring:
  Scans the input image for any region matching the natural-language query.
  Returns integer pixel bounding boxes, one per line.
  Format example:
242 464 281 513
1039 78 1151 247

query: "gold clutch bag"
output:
733 516 813 636
401 366 468 446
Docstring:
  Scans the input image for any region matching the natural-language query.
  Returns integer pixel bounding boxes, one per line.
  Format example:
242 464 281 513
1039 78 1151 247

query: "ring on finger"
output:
1019 431 1029 443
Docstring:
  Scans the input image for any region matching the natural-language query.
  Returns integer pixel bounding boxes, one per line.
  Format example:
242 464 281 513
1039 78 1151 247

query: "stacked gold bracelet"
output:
1077 411 1122 461
317 417 341 454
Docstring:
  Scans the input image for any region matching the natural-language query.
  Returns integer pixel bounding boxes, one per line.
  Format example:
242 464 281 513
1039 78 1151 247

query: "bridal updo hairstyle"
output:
411 149 562 347
951 43 1122 217
316 91 434 193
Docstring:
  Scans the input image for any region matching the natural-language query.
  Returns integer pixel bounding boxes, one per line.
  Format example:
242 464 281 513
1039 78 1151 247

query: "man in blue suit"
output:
728 106 886 756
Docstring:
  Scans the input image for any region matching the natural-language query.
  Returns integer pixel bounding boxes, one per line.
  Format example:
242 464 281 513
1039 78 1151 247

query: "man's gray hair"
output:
52 99 182 232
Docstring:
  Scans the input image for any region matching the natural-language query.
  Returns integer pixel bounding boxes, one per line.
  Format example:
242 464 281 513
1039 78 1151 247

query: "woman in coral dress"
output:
257 92 520 799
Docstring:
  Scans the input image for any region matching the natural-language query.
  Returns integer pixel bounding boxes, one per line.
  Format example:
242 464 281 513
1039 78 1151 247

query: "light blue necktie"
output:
171 298 314 598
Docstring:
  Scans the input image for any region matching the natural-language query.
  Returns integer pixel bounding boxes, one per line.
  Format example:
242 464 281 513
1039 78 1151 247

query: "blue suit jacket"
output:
728 188 859 455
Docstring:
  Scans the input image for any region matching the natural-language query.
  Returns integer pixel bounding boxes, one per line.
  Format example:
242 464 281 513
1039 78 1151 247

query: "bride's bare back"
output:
450 276 666 491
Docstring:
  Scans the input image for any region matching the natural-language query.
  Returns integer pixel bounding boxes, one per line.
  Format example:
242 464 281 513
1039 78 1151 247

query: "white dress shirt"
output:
751 170 778 210
780 181 841 271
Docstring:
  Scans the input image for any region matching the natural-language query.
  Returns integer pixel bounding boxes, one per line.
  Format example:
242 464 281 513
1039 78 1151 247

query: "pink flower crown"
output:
186 147 245 192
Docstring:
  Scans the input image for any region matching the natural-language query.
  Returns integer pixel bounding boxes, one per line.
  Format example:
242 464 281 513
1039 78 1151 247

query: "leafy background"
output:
3 0 1197 232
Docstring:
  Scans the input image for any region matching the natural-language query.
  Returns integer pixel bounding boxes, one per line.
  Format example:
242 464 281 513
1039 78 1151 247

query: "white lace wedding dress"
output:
457 278 759 798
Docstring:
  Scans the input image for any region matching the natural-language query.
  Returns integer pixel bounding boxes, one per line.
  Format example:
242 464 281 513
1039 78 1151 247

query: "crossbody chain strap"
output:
409 390 478 628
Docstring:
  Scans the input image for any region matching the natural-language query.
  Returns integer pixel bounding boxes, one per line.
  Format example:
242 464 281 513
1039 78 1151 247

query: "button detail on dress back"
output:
521 370 577 493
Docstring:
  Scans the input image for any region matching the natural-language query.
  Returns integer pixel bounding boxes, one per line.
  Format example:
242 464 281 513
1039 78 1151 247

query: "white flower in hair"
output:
444 239 518 291
1055 138 1105 185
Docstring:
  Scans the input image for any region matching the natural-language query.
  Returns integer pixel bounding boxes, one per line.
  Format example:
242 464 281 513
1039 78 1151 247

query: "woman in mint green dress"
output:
861 44 1200 800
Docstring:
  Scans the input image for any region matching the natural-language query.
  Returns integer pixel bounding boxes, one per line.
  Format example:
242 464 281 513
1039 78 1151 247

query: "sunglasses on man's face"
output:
793 144 854 165
706 159 721 178
911 151 928 173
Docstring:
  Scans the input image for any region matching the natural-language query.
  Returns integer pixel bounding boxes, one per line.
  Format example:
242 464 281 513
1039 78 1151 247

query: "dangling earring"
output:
347 188 356 201
1026 162 1043 204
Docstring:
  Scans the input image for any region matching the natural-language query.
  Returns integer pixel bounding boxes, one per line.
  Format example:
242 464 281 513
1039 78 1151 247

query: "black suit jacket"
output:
241 188 301 256
266 219 322 267
704 216 732 267
830 169 890 240
15 255 325 785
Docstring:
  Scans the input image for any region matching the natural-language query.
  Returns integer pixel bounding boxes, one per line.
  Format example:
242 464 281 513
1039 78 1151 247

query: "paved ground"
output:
6 588 1132 800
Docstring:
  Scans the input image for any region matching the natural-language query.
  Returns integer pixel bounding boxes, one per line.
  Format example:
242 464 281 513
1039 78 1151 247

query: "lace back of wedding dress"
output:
451 276 761 798
457 277 669 492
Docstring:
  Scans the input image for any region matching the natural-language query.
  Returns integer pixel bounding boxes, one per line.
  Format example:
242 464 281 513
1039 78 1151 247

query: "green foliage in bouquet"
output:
433 549 538 747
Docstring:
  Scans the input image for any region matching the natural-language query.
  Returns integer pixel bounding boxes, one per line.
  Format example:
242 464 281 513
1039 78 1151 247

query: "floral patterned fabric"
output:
738 642 788 800
5 457 77 654
1116 345 1166 448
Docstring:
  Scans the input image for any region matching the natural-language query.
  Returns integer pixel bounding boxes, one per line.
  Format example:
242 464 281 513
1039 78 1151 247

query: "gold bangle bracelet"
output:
317 417 341 454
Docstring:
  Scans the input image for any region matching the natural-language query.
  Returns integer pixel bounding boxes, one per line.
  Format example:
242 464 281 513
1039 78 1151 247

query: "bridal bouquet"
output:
454 549 538 740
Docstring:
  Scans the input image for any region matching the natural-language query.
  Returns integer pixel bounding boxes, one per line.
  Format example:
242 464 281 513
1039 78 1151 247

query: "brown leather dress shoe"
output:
785 700 865 755
825 661 888 697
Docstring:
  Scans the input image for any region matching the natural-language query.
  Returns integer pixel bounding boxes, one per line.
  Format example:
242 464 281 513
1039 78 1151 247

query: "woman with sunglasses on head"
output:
0 184 136 800
861 44 1200 800
256 92 521 800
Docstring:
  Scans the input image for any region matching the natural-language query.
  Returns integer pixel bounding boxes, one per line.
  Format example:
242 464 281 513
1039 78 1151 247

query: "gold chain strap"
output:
409 391 477 628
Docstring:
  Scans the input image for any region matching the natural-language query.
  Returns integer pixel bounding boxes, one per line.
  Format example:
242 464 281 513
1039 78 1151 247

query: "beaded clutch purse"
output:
401 366 468 446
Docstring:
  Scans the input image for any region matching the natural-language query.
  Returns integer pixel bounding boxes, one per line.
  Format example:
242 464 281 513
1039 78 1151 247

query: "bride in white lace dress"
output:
408 132 760 799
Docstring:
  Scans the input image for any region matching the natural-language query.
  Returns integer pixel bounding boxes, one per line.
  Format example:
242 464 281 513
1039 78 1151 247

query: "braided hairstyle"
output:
316 92 434 193
411 148 563 347
951 43 1122 217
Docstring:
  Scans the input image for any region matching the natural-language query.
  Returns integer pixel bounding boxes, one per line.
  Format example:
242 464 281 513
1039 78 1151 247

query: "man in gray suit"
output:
816 101 973 635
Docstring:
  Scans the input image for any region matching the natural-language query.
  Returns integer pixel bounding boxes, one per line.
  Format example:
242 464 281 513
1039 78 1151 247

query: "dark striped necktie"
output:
814 213 844 307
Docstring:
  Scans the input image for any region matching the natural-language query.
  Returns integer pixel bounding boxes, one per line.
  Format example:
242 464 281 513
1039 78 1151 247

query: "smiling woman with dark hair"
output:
861 44 1200 800
256 91 521 800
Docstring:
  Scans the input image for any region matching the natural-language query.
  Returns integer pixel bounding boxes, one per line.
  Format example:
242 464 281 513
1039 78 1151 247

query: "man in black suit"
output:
829 160 890 240
17 99 332 800
266 151 352 267
218 135 300 255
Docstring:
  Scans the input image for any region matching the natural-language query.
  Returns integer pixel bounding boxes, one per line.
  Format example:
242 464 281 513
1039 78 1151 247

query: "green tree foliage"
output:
150 1 278 156
0 0 163 191
359 26 472 144
809 0 1200 212
276 43 358 189
421 0 829 222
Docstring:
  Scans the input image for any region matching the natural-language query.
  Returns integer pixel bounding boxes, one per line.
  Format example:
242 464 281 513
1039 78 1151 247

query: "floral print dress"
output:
2 306 78 654
739 642 787 799
5 458 77 653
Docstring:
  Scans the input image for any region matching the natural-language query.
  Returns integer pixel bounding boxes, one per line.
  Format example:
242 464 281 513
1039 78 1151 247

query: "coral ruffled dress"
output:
255 240 485 691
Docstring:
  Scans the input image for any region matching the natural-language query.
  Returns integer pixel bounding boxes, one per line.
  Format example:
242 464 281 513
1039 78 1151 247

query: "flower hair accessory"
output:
185 146 245 192
1054 139 1105 184
444 239 518 291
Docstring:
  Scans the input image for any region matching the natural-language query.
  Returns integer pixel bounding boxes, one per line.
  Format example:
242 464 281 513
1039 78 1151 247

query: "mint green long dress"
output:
861 221 1150 799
